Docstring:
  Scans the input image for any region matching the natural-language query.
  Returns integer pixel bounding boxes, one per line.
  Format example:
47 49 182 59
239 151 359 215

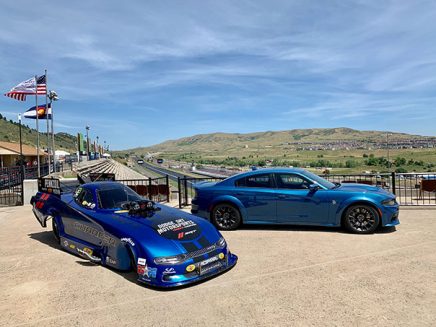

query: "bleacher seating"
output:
75 159 145 180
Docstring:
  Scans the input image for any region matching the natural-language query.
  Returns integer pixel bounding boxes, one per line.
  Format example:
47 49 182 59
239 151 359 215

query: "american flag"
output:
4 76 36 101
36 75 47 95
4 74 46 101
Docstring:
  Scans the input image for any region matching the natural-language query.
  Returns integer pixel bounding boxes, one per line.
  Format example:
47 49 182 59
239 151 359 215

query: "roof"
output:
0 141 46 156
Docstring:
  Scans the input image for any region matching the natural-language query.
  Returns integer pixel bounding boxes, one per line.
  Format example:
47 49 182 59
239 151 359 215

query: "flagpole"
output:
35 75 40 177
51 96 56 172
45 69 50 173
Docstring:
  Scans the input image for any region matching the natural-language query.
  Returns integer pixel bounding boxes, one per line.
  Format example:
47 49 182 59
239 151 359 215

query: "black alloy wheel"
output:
344 205 380 234
212 203 241 230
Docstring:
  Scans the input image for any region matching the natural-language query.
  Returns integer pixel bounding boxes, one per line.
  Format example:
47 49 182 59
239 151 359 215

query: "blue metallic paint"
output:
31 182 237 288
191 168 400 230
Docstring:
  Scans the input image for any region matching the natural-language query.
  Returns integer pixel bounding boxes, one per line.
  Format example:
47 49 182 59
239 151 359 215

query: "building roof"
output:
0 141 46 156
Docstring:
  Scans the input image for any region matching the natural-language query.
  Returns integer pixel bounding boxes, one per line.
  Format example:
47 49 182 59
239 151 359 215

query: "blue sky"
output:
0 0 435 150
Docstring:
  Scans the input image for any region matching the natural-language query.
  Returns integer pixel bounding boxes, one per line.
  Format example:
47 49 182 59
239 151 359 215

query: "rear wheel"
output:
211 203 241 230
52 217 60 243
343 204 380 234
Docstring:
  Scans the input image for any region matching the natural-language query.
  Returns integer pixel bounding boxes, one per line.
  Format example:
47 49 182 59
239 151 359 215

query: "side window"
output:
74 188 96 209
276 174 310 190
236 174 273 188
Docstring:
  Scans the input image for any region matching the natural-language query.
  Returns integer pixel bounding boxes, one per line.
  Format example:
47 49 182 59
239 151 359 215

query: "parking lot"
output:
0 205 435 326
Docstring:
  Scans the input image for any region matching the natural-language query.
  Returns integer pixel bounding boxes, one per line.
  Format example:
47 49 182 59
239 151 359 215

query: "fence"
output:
176 172 436 208
118 176 170 203
0 163 64 206
321 172 436 206
178 176 225 208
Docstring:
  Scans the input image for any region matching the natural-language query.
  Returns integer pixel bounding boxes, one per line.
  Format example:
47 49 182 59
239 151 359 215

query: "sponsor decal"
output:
186 264 196 273
200 256 219 267
106 256 117 265
218 253 225 260
73 222 116 247
137 265 146 275
156 218 196 235
69 244 76 250
138 258 146 265
146 267 157 278
120 237 135 246
163 267 176 274
63 240 69 247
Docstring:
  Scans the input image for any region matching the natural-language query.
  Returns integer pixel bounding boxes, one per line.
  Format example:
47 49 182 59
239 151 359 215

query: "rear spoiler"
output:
38 177 62 198
77 173 116 184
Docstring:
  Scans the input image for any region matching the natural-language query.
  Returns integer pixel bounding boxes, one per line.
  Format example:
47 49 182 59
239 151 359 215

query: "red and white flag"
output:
4 77 36 101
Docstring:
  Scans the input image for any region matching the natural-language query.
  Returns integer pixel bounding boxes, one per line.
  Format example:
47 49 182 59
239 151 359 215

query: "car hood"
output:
100 204 221 257
333 183 391 195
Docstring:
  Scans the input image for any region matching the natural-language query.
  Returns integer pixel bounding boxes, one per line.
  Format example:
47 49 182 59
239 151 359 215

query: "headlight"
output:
217 237 226 248
154 254 187 265
382 198 396 206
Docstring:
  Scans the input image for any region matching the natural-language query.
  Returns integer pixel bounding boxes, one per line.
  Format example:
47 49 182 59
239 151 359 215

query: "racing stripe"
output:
182 242 199 253
197 236 211 248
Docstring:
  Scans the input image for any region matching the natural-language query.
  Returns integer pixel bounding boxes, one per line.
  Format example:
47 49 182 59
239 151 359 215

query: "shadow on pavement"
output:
239 224 396 234
27 230 233 291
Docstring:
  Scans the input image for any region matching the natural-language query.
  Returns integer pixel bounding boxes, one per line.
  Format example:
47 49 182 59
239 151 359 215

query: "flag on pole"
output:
23 103 52 119
36 75 47 95
4 77 36 101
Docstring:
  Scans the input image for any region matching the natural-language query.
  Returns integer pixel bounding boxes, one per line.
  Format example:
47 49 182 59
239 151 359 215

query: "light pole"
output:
86 125 90 161
386 133 392 171
96 136 99 158
18 114 23 168
48 90 59 171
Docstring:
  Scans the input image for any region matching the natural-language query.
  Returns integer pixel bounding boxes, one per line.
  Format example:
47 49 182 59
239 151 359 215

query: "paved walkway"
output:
0 206 435 326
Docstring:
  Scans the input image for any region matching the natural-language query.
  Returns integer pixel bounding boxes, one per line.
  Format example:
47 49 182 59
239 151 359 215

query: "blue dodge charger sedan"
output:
191 168 399 234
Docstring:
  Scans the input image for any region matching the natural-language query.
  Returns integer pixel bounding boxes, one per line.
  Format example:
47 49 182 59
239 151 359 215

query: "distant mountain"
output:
0 114 76 151
125 127 435 155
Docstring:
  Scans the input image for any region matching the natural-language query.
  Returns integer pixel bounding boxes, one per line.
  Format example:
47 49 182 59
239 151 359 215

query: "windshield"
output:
97 185 142 209
302 171 336 189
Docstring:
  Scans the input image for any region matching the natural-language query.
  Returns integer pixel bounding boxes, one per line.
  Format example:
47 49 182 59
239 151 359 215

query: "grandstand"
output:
75 159 145 180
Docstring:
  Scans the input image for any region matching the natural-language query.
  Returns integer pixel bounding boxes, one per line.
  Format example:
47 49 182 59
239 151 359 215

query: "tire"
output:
52 217 60 243
343 204 380 234
211 203 241 230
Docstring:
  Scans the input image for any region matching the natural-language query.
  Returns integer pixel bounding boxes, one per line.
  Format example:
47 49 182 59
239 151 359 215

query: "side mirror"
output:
309 184 320 192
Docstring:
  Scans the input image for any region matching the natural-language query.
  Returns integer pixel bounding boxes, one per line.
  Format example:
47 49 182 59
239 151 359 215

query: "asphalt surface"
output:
0 206 435 326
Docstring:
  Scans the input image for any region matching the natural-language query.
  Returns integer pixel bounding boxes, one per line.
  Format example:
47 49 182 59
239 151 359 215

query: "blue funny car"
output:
191 168 399 234
31 180 237 288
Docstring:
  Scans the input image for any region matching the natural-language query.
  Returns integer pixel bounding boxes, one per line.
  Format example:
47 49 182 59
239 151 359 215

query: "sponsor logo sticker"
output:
121 238 135 246
186 264 196 272
163 267 176 274
138 258 146 265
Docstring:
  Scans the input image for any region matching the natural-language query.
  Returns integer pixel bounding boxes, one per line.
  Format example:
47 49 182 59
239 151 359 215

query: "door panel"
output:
233 173 276 223
274 173 331 224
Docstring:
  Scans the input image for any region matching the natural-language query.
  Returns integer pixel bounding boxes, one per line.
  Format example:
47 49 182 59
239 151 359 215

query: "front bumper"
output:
137 252 238 288
381 204 400 227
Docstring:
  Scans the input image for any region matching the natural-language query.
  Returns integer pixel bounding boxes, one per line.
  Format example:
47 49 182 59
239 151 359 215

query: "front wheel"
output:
343 205 380 234
211 203 241 230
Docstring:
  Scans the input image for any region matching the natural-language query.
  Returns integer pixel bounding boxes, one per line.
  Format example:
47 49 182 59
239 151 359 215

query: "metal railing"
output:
321 172 436 206
118 176 170 203
0 163 64 206
178 176 225 208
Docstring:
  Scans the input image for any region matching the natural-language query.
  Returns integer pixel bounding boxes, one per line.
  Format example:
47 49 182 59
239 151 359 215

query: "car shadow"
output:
27 231 234 291
238 224 396 234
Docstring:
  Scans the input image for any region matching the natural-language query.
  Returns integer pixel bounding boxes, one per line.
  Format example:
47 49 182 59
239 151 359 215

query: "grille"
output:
185 241 223 260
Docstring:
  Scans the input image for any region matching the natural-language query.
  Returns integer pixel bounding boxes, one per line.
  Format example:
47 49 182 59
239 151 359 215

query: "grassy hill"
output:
120 128 436 173
127 127 434 154
0 115 76 151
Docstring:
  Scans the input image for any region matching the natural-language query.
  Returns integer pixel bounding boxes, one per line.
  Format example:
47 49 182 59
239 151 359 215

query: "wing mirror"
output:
309 184 320 192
